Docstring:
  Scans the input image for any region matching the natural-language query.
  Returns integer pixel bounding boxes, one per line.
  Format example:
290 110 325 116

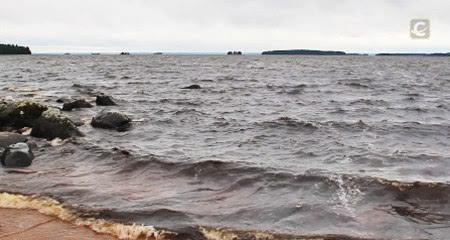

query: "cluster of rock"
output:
227 51 242 55
0 95 131 168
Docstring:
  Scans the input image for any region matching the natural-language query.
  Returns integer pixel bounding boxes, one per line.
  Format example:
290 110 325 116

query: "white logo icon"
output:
410 19 430 39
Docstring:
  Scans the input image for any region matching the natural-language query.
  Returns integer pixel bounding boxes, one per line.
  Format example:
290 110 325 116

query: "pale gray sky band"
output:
1 0 449 53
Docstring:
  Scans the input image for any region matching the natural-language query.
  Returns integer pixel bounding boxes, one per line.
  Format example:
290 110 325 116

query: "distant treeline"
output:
0 44 31 55
262 49 346 55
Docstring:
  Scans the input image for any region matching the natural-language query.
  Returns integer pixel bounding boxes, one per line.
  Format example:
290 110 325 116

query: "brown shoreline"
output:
0 193 383 240
0 208 117 240
0 192 170 240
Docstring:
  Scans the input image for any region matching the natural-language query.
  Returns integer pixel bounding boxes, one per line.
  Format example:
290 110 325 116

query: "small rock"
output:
0 132 27 148
56 97 70 103
1 142 34 168
31 108 83 140
181 84 201 89
62 99 93 111
96 95 117 106
91 111 131 131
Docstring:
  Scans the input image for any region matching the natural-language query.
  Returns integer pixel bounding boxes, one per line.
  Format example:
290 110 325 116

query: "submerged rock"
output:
1 142 34 168
62 99 93 111
56 97 70 103
0 132 27 148
181 84 201 90
31 108 83 140
0 100 48 128
91 111 131 131
96 95 117 106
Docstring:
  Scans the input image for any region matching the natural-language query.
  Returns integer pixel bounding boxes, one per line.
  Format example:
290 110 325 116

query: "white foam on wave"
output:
0 192 173 240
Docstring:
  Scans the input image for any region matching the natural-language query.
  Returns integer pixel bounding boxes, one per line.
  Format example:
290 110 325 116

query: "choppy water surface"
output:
1 55 449 239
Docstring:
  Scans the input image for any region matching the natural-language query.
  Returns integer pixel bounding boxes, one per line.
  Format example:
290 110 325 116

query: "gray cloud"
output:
1 0 449 53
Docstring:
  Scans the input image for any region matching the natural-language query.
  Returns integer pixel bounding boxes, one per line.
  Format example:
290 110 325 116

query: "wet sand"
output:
0 208 117 240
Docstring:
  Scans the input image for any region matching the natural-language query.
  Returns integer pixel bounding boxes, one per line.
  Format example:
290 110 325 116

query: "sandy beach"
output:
0 208 116 240
0 192 172 240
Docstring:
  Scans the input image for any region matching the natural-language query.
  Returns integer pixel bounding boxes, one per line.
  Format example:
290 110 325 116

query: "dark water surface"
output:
1 55 449 239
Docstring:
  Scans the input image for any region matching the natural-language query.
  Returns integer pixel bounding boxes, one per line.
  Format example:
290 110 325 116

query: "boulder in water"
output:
182 84 201 89
62 99 93 111
96 95 117 106
91 111 131 131
0 100 48 128
31 108 83 140
1 142 34 168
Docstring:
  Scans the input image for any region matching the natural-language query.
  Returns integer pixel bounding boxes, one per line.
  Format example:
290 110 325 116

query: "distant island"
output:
227 51 242 55
376 53 450 57
262 49 346 55
0 44 31 55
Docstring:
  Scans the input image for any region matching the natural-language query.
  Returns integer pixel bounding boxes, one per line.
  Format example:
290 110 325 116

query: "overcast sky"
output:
1 0 449 53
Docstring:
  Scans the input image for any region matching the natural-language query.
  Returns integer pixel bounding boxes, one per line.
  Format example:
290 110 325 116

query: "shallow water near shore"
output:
0 55 449 239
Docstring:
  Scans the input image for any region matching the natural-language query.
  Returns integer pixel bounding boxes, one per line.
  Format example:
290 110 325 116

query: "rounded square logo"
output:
410 19 430 39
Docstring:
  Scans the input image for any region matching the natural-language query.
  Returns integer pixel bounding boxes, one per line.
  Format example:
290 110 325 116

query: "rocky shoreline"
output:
0 96 131 168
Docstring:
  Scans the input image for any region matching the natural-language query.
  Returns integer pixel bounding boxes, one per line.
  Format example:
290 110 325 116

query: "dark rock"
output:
31 108 84 140
227 51 242 55
62 99 93 111
96 95 117 106
182 84 201 89
0 132 27 148
56 97 70 103
91 111 131 131
1 142 34 167
0 100 48 128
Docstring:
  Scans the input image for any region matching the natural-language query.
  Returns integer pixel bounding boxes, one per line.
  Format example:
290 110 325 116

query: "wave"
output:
173 108 207 116
0 192 403 240
26 138 450 205
344 82 370 88
349 99 389 106
253 117 450 137
0 192 173 240
0 191 393 240
93 208 194 225
110 152 450 204
256 117 318 130
71 83 100 96
200 227 380 240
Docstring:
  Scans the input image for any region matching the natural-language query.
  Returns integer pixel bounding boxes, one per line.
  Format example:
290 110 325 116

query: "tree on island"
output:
0 44 32 55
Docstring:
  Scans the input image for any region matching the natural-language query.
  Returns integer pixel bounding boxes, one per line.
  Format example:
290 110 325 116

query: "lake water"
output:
0 55 449 239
